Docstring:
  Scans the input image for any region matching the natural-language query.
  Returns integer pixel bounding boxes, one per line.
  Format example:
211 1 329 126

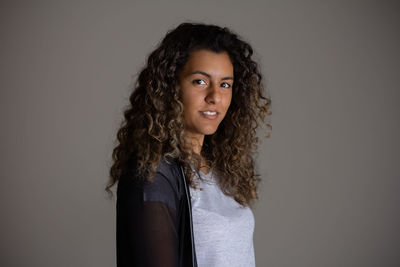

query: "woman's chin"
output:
202 127 219 136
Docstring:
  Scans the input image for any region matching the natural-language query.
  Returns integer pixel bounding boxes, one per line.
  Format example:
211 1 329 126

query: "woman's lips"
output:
199 110 218 120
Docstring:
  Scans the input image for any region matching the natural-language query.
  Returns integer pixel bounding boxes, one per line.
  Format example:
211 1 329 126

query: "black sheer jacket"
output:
116 157 198 267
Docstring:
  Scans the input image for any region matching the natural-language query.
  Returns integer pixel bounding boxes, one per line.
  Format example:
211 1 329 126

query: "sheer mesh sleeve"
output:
117 170 180 267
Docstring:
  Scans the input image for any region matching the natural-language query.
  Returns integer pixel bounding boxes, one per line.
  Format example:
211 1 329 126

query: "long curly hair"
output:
106 22 271 207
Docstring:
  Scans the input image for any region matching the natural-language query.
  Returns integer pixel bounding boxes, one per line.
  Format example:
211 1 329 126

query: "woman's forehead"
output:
180 50 234 78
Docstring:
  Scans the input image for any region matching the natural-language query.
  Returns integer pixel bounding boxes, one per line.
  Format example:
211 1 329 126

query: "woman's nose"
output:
205 83 221 104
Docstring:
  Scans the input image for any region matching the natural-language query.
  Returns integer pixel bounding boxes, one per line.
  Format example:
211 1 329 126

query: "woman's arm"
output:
116 171 179 267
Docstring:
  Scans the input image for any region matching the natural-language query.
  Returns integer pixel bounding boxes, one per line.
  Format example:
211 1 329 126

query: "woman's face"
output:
178 49 233 143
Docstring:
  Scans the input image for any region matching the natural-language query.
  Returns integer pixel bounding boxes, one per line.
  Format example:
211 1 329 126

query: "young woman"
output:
107 22 271 267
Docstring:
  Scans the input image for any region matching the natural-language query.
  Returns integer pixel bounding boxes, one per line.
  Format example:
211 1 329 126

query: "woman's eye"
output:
193 79 206 85
221 82 231 88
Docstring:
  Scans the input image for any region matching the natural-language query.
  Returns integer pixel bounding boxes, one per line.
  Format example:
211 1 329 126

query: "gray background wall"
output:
1 0 399 266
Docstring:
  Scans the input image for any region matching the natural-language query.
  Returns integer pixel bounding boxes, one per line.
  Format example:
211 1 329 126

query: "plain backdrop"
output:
1 1 399 266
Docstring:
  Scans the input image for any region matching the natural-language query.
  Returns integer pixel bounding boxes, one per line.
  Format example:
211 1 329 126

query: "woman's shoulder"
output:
120 156 183 210
118 156 184 199
156 156 182 182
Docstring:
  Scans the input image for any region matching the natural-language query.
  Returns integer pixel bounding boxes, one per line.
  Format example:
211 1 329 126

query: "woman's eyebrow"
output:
189 70 234 81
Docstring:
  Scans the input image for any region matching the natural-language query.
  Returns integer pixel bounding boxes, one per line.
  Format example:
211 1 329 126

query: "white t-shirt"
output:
189 170 256 267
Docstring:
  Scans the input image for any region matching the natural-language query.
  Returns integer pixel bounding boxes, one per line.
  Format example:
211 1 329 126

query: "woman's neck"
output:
185 135 204 154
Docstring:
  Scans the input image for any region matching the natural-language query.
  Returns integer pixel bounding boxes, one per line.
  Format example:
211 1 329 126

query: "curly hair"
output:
106 22 271 207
